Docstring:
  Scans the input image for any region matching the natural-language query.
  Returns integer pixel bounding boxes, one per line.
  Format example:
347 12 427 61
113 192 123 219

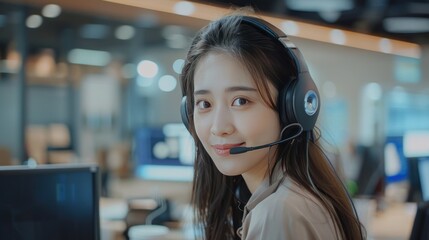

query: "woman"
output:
180 12 365 240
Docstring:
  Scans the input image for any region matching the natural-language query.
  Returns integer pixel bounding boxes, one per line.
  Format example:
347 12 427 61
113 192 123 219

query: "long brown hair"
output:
180 12 365 240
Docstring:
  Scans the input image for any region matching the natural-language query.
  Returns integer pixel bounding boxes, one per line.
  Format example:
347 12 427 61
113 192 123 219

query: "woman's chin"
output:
214 161 245 176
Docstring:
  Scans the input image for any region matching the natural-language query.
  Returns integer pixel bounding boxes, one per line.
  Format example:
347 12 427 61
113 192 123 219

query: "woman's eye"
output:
196 100 211 109
232 98 248 106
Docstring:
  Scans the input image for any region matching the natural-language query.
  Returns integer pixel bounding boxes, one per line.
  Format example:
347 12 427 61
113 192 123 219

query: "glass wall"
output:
0 2 197 170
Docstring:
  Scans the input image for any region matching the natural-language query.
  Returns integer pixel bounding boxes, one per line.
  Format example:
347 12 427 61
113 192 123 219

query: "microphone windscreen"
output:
230 147 248 154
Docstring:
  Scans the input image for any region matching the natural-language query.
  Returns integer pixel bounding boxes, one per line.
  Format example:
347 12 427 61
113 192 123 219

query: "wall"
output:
27 85 70 124
0 78 21 160
293 38 429 143
1 38 428 163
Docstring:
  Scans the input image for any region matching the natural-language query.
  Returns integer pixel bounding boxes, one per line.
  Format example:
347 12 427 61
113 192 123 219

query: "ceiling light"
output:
173 1 195 16
383 17 429 33
115 25 135 40
26 15 43 28
379 38 392 53
404 131 429 158
137 60 158 78
158 75 177 92
172 59 185 74
365 82 382 101
330 29 346 45
280 20 299 35
102 0 421 59
42 4 61 18
285 0 353 12
68 48 111 66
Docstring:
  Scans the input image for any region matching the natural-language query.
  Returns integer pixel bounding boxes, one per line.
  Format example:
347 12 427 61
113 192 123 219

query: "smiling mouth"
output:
211 143 244 156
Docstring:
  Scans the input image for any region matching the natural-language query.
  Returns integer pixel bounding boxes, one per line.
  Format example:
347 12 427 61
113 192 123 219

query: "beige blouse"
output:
237 172 340 240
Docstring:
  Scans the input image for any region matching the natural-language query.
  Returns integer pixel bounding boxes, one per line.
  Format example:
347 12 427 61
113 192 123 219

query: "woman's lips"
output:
211 143 244 156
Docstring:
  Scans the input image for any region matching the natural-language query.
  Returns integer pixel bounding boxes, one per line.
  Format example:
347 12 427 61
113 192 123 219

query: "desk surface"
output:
370 203 417 240
100 198 417 240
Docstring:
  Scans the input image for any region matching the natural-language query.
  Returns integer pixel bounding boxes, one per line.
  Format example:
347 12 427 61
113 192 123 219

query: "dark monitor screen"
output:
355 145 384 196
0 164 100 240
407 157 429 203
410 201 429 240
418 157 429 202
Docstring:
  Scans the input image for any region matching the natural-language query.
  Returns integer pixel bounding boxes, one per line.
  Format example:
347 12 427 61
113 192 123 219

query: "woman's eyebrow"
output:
225 86 257 92
194 89 210 96
194 86 257 95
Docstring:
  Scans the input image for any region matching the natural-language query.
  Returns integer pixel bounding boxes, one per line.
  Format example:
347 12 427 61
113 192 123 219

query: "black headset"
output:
181 16 320 132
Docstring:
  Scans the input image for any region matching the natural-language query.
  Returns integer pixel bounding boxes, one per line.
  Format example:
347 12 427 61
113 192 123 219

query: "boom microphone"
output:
229 123 303 154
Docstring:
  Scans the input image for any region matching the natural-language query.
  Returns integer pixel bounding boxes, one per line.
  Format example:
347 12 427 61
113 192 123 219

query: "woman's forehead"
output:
193 52 256 90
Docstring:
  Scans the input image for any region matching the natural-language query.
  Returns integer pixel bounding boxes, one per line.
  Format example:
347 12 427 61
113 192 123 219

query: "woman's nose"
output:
210 107 234 136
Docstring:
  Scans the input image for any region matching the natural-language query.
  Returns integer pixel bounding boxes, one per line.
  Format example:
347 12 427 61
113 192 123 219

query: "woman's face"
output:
193 52 281 186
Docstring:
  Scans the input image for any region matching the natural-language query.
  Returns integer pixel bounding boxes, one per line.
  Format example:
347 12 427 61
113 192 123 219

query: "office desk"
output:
100 198 193 240
100 198 417 240
370 203 417 240
100 198 128 240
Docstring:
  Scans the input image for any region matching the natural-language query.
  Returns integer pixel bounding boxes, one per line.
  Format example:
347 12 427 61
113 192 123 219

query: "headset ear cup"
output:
292 73 320 131
278 74 320 131
180 96 190 131
278 88 287 125
279 79 298 127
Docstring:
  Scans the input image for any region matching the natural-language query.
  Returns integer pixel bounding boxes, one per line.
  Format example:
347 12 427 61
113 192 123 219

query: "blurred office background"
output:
1 0 429 239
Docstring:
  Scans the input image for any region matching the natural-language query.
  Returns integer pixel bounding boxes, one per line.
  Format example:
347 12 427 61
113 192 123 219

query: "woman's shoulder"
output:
261 177 332 223
247 177 339 239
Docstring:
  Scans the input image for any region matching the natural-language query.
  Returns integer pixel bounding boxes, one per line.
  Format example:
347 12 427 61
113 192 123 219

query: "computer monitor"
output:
403 131 429 202
410 201 429 240
0 164 100 240
407 157 429 203
134 124 195 181
419 157 429 202
384 136 408 184
355 145 384 196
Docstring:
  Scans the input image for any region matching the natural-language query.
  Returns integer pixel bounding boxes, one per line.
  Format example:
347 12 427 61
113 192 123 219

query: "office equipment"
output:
404 131 429 159
355 145 384 196
407 156 429 202
409 201 429 240
384 136 408 184
0 164 100 240
403 131 429 202
134 124 194 181
418 158 429 202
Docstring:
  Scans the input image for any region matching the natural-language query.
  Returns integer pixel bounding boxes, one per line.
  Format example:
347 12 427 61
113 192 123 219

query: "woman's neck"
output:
241 163 269 193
